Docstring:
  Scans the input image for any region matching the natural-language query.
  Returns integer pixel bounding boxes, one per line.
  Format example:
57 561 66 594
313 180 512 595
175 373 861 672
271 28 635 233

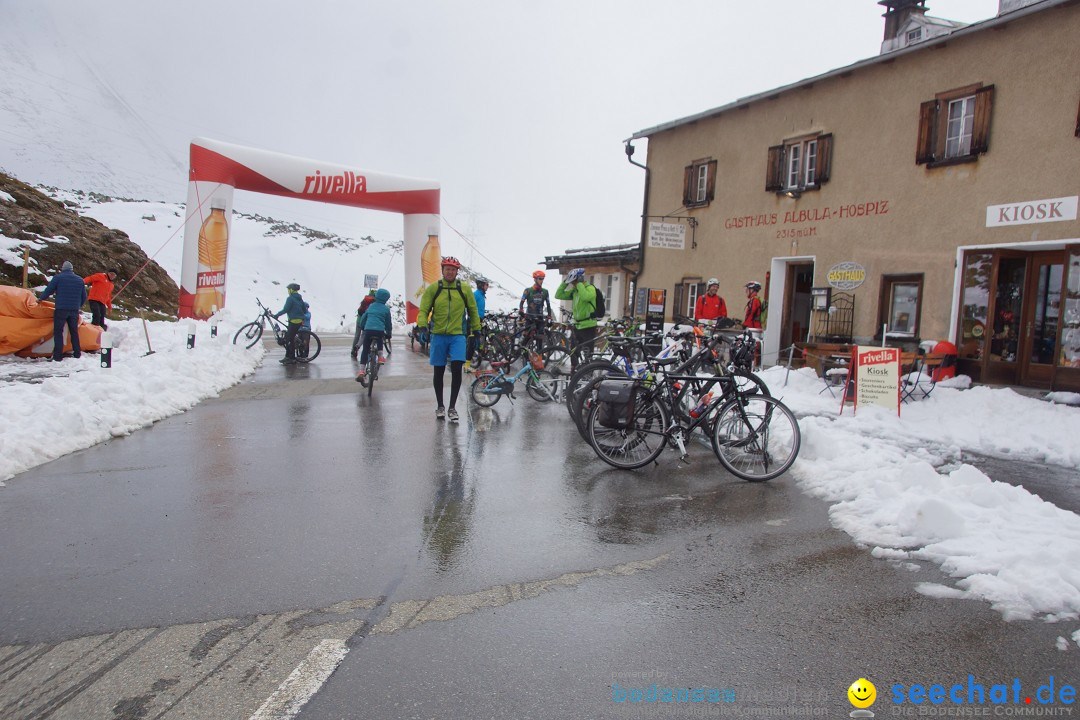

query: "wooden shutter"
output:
971 85 995 155
682 165 694 207
1075 94 1080 137
765 145 784 191
814 133 833 185
672 284 684 320
916 100 938 164
704 160 717 203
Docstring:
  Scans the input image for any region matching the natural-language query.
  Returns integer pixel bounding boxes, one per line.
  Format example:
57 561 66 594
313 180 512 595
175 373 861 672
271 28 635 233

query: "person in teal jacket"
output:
274 283 308 364
415 256 481 422
355 288 393 384
554 267 598 371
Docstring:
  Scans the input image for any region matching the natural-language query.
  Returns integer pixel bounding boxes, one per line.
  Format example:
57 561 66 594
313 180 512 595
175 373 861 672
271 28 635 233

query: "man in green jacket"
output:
415 256 481 422
554 267 598 371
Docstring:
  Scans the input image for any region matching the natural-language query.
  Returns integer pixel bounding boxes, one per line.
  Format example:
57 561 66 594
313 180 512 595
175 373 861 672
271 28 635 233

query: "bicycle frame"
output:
478 362 544 400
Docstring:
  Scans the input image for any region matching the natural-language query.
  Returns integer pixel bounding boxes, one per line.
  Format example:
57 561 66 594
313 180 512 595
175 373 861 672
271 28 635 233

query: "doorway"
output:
1020 252 1064 386
956 247 1076 390
780 263 814 350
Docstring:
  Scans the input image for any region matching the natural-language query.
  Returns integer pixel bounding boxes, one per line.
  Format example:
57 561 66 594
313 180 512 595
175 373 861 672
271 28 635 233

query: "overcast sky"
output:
6 0 1000 288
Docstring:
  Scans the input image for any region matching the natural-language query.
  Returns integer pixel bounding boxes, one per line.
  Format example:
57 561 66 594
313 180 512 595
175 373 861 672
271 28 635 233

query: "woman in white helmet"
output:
695 278 728 322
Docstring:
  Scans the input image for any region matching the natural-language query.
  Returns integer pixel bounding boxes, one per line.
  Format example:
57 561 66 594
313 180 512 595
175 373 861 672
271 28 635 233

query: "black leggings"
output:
433 361 465 409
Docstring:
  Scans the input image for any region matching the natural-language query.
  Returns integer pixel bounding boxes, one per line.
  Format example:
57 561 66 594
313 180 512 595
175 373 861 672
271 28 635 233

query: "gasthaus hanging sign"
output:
841 346 900 416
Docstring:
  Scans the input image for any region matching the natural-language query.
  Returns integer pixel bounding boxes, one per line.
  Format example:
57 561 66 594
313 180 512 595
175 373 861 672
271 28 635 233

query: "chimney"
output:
878 0 929 42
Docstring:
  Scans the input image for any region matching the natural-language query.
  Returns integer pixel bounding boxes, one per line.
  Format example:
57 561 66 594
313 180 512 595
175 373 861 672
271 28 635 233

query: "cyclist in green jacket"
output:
415 256 481 422
554 267 598 371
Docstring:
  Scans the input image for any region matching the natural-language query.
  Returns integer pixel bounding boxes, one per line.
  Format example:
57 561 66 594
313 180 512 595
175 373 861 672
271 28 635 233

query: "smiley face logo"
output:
848 678 876 708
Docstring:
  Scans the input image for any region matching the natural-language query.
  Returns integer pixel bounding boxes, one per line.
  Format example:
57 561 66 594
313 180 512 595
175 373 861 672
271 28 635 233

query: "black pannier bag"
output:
596 378 637 429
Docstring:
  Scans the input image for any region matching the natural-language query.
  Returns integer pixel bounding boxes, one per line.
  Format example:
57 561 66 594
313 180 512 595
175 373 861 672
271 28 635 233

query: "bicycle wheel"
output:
470 374 502 407
564 360 622 418
526 369 559 402
731 370 770 398
233 321 263 349
541 345 572 377
710 395 800 482
586 387 669 470
367 356 377 397
296 332 321 362
572 374 611 442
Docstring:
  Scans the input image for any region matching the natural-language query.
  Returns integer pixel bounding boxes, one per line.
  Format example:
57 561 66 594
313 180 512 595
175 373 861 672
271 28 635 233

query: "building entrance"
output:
956 246 1079 391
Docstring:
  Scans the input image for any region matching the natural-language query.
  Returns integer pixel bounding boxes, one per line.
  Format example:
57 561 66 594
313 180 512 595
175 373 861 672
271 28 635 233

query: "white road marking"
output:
248 639 348 720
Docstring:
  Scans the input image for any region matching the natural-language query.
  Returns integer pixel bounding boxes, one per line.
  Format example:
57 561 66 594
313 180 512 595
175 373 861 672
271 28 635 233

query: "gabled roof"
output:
627 0 1068 142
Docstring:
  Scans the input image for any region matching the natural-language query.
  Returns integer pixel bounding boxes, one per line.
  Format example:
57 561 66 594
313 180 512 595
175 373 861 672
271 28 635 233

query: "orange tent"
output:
0 286 102 357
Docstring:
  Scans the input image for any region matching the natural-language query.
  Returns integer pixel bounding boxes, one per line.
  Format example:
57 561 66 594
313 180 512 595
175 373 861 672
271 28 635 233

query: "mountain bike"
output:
233 298 322 362
469 349 560 406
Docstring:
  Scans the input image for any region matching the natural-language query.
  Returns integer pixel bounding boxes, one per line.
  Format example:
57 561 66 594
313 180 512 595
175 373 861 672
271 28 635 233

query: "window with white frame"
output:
785 137 818 189
906 28 922 44
916 84 994 166
945 95 975 159
682 159 717 207
766 134 832 193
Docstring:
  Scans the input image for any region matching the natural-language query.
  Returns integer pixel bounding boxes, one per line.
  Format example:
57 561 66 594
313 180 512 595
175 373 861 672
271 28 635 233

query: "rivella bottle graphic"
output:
420 232 441 286
193 197 229 318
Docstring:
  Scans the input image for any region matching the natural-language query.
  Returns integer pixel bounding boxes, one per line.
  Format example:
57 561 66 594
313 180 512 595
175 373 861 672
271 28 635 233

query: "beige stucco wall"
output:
637 2 1080 349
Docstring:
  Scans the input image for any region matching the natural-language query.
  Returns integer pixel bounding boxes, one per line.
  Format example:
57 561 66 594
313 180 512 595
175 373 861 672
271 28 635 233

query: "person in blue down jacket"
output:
355 288 393 385
38 260 88 361
274 283 308 364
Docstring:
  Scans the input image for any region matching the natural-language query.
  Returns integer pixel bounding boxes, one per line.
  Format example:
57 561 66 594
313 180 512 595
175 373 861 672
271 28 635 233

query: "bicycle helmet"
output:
745 281 761 291
707 278 719 288
565 268 585 283
475 276 490 286
441 256 462 269
532 270 546 279
287 283 300 291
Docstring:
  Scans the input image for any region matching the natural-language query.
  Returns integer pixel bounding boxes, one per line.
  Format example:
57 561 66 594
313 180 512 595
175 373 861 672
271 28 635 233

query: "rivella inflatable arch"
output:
179 137 440 323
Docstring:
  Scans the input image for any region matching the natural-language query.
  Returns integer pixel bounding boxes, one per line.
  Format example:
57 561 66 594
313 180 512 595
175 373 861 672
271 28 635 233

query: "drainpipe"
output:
625 141 650 317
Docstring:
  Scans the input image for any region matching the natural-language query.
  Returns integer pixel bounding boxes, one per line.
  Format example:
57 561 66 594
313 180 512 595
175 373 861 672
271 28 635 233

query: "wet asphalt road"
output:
0 336 1077 720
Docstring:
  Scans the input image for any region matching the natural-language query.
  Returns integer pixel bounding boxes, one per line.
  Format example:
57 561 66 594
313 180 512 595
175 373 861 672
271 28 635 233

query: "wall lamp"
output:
782 189 801 199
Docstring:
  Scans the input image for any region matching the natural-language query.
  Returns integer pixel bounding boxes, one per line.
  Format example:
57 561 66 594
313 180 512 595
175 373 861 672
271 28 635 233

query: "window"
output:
906 28 922 44
878 274 924 338
682 159 717 207
916 84 994 166
672 279 704 320
766 134 832 193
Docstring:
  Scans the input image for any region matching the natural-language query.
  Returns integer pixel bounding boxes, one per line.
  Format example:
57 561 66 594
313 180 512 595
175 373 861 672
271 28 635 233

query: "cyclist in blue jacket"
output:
355 289 393 385
274 283 308 365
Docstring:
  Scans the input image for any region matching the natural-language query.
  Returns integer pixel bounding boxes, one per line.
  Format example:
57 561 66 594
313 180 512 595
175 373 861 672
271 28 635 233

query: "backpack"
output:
431 280 467 305
591 286 606 319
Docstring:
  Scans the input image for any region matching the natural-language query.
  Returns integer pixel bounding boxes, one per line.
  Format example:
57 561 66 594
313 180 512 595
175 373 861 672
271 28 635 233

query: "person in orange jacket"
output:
84 268 118 329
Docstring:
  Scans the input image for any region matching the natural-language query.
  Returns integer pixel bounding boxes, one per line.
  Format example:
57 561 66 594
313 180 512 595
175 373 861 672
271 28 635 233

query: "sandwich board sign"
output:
840 346 900 416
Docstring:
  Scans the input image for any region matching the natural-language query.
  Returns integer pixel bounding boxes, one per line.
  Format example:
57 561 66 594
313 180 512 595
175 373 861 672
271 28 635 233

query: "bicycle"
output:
469 348 560 407
233 298 322 362
356 340 386 396
585 367 799 481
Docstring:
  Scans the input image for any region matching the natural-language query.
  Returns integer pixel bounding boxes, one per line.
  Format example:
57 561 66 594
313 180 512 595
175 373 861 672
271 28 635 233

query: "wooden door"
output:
1019 252 1064 387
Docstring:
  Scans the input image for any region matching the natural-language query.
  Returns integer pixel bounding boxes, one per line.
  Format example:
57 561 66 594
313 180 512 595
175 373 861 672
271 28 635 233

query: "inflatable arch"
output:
179 137 439 323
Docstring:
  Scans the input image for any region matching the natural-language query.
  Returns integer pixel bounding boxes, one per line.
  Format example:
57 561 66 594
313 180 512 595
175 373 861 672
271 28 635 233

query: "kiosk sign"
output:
843 346 900 415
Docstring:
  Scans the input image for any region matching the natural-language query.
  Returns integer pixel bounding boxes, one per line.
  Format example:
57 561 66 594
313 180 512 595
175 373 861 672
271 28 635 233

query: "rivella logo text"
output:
302 170 366 195
197 271 225 289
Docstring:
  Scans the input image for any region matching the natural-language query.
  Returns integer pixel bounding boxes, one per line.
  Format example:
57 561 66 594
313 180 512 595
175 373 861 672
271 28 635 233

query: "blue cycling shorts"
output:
429 334 467 366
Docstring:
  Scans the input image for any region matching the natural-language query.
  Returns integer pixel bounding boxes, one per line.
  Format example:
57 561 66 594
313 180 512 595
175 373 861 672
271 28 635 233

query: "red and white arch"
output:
179 137 439 322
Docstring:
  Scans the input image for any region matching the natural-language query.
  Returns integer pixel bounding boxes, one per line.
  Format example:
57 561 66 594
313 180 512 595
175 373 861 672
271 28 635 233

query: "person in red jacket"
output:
743 281 763 330
694 278 727 322
84 268 118 330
